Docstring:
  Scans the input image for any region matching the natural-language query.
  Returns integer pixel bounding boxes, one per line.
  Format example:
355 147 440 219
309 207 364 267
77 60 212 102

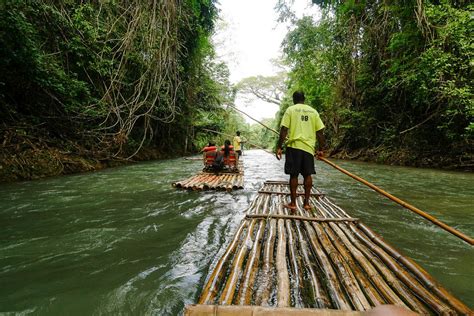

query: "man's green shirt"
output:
280 103 325 155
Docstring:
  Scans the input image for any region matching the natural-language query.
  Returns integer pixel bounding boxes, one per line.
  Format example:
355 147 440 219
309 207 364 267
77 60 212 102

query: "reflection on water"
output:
0 150 472 314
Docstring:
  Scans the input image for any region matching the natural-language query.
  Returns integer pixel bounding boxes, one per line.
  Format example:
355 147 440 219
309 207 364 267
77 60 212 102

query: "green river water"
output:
1 150 473 315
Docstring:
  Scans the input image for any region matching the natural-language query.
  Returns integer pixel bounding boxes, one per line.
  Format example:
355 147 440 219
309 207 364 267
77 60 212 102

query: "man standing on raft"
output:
276 91 326 212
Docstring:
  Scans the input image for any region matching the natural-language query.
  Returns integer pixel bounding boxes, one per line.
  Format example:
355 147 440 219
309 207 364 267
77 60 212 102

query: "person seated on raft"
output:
201 141 217 153
219 140 238 172
202 142 218 170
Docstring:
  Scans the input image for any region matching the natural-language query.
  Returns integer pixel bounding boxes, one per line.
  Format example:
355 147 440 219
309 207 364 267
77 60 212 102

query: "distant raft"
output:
186 180 471 315
172 171 243 191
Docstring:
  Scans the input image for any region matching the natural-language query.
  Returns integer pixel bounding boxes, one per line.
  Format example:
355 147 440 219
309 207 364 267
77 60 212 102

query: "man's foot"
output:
303 204 312 211
283 204 297 214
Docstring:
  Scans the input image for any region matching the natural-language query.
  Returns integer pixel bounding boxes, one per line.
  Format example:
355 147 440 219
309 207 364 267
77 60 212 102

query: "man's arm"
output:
276 126 288 160
316 129 326 157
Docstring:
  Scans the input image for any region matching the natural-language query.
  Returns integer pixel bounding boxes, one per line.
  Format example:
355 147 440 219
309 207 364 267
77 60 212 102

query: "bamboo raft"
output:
186 180 471 315
172 164 244 191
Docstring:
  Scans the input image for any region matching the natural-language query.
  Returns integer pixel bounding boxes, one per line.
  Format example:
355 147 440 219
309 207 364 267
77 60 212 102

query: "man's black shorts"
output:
284 147 315 176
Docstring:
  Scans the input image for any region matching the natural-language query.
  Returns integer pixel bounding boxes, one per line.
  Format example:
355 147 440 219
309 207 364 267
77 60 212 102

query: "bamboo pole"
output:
265 180 303 185
356 222 473 315
319 196 471 314
314 201 406 307
309 219 372 310
245 214 358 222
174 173 200 188
314 196 432 313
303 219 352 310
255 199 277 306
346 222 453 314
293 214 330 308
319 157 474 245
318 219 400 307
258 190 324 197
226 105 471 244
276 195 290 307
282 205 303 307
300 184 444 311
297 198 371 310
236 195 270 305
218 219 257 305
306 205 387 308
202 128 274 155
198 220 248 304
218 194 268 304
225 105 279 135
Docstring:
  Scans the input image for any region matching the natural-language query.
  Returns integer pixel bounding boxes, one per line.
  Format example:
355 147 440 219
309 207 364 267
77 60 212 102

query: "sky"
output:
213 0 320 124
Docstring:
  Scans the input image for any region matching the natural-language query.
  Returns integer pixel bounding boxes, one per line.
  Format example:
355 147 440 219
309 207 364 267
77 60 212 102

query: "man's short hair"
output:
293 91 305 104
236 131 240 136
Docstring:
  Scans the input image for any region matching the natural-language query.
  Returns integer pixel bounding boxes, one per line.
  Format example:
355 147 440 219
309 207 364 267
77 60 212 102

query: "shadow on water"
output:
0 150 472 314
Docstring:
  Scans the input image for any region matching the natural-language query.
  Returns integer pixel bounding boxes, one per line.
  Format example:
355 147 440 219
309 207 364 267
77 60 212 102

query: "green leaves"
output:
1 0 226 157
278 0 472 162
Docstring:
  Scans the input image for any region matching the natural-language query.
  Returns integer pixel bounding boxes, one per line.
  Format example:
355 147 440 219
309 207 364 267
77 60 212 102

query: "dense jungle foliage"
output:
276 0 473 168
1 1 472 181
0 0 248 181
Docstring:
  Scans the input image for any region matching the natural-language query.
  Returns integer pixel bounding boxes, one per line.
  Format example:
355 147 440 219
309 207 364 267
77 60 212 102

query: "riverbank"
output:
332 146 474 172
0 128 182 183
0 145 176 183
2 139 472 183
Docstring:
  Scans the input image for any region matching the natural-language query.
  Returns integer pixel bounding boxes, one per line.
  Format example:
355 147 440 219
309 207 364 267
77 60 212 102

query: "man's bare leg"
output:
303 175 312 210
284 175 298 213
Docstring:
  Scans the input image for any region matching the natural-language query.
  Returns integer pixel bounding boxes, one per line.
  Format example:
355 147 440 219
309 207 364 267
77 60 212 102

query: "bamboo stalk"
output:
282 205 303 307
202 128 274 155
189 174 208 189
255 201 277 306
201 174 216 188
319 196 462 313
316 220 389 307
303 219 352 310
275 196 290 307
265 180 304 185
206 175 221 190
298 198 371 310
310 220 372 310
198 220 248 304
232 176 238 190
313 189 436 311
217 195 267 305
293 215 330 308
174 173 200 188
226 104 279 135
225 175 233 191
319 156 474 245
356 222 472 315
217 174 228 191
312 198 428 314
258 190 324 197
218 218 258 305
315 197 431 314
245 214 358 222
236 195 270 304
347 222 453 314
325 224 404 307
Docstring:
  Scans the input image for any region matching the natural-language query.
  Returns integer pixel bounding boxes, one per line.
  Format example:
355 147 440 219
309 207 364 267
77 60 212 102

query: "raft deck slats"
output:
173 162 244 191
258 189 324 197
193 180 472 314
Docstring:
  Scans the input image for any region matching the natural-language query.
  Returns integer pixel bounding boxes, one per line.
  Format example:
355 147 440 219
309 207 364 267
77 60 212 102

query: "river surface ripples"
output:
0 150 472 314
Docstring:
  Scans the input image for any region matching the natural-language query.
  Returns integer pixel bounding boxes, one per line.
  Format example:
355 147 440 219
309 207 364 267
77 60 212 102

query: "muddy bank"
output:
0 146 183 183
0 130 182 183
